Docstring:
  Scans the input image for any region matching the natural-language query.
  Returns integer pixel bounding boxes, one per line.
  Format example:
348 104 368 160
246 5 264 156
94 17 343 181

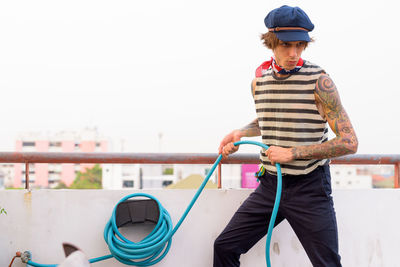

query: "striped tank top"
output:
254 60 329 175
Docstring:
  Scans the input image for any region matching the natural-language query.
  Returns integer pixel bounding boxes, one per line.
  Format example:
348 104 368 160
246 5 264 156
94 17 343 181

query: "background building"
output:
102 164 219 190
102 163 263 190
13 128 108 188
330 165 372 189
103 162 394 190
0 163 14 189
7 128 394 190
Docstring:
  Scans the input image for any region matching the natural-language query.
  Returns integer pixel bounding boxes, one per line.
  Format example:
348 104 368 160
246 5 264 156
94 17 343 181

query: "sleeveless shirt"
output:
254 60 329 175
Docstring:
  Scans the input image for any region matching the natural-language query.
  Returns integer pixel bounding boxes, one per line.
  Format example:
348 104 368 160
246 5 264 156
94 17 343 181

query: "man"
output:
214 5 358 267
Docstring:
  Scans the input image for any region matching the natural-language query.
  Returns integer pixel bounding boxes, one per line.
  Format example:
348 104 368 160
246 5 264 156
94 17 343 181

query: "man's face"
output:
273 40 307 70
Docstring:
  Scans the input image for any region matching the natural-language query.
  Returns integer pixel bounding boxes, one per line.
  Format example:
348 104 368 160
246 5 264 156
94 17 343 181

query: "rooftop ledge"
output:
1 153 400 189
1 189 399 267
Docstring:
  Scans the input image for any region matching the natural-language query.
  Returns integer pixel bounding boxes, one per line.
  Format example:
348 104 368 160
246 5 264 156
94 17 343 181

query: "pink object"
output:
35 141 49 187
241 164 260 188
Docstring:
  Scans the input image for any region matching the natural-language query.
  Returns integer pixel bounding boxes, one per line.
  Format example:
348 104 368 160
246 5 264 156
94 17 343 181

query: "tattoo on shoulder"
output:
291 75 358 160
315 74 342 112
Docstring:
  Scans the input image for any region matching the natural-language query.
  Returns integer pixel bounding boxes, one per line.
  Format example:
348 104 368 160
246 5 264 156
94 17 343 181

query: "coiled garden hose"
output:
25 140 282 267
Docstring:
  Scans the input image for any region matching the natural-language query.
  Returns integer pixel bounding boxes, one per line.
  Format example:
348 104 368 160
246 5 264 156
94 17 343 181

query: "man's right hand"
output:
218 130 243 159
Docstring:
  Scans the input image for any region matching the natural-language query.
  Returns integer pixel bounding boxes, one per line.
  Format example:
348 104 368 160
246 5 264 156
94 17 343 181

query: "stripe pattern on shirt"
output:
254 61 329 175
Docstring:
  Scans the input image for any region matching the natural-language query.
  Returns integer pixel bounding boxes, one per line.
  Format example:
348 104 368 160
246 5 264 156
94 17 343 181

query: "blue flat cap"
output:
264 5 314 42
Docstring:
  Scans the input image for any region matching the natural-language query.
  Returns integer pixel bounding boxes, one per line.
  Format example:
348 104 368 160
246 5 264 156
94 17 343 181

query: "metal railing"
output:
0 152 399 189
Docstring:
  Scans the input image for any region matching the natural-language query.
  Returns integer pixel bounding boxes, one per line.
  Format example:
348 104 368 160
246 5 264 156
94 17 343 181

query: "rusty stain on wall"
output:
24 190 32 215
291 236 301 253
273 242 280 255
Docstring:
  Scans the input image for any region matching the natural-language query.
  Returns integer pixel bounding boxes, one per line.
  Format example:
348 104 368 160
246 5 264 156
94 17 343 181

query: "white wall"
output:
103 164 141 189
330 165 372 189
221 164 242 189
1 189 399 267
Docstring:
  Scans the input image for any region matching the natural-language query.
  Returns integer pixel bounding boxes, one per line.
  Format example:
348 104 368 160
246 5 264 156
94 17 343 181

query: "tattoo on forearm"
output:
291 137 356 160
240 119 261 137
291 75 358 160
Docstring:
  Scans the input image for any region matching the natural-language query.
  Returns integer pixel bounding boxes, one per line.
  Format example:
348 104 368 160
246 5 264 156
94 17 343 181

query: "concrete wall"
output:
0 189 399 267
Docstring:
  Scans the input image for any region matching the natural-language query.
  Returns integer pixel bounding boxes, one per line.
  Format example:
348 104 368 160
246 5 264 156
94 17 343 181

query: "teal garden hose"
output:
25 140 282 267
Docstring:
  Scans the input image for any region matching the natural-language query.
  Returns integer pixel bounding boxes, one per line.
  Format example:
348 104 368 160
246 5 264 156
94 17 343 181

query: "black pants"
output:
213 165 341 267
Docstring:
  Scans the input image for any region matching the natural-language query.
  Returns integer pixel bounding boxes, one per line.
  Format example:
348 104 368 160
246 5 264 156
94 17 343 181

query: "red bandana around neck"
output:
255 57 304 77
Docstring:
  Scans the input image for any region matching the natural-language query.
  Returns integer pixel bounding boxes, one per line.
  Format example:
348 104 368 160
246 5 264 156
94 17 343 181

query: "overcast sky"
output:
0 0 399 154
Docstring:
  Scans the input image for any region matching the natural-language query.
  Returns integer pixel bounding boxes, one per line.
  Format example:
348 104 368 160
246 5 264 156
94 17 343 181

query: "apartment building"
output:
102 163 244 190
0 163 14 188
330 165 372 189
13 128 108 188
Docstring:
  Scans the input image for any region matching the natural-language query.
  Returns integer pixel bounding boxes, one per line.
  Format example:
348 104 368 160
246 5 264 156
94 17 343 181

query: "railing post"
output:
395 163 400 189
25 162 30 190
218 163 222 189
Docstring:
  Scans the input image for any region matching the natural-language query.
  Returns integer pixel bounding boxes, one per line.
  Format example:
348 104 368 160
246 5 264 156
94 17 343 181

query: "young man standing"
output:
214 5 358 267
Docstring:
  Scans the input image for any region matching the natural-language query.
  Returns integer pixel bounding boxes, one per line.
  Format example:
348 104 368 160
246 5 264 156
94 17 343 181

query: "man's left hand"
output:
266 146 294 165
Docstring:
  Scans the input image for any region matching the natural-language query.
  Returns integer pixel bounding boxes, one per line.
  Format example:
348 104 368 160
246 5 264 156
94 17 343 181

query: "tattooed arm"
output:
218 79 261 158
266 74 358 164
290 74 358 160
238 118 261 137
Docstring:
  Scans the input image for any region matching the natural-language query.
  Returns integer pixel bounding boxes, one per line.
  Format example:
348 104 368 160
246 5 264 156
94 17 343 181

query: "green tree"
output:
0 206 6 215
54 181 69 189
69 164 102 189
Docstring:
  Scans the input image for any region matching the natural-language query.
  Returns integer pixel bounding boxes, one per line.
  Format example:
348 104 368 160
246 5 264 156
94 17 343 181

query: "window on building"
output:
162 180 173 187
95 142 102 152
48 164 62 175
49 142 62 147
22 179 36 184
22 163 35 174
74 164 80 173
74 143 80 151
123 180 134 188
48 173 61 182
22 142 35 147
22 170 35 175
